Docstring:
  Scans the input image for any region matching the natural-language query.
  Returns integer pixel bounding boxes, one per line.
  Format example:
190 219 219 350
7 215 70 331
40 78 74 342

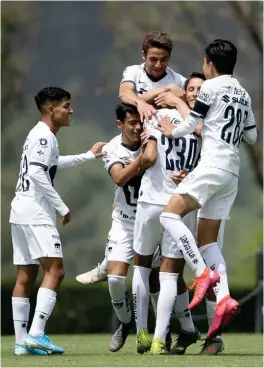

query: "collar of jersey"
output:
121 141 141 151
38 121 57 136
143 64 167 82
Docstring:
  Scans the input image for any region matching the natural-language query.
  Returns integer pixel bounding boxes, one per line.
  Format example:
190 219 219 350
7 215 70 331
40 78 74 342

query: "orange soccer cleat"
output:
208 295 240 338
189 268 220 310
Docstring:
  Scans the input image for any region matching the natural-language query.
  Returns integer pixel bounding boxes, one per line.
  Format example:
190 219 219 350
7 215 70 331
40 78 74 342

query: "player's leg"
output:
160 168 221 309
24 225 65 354
200 220 226 355
132 202 163 353
107 219 134 352
76 257 108 284
11 224 47 356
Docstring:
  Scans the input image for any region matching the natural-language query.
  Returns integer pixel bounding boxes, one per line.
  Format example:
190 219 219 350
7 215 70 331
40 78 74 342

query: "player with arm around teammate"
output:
10 87 105 356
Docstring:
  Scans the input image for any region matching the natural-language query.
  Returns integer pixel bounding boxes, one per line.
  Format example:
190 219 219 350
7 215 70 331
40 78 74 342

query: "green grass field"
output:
1 334 263 367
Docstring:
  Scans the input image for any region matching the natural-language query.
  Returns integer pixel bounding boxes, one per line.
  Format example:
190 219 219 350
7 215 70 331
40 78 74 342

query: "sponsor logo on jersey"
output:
37 150 44 156
222 95 230 103
232 97 249 106
39 138 48 146
52 234 60 240
197 91 209 103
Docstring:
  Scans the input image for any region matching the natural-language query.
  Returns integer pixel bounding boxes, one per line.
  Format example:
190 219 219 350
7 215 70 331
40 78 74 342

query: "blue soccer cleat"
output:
14 343 48 356
25 334 64 355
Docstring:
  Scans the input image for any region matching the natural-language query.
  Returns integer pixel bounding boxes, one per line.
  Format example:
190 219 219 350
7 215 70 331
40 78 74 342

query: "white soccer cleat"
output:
76 263 107 285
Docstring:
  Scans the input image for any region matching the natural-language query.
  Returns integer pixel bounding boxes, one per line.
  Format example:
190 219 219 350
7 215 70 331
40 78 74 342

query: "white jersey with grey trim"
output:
120 63 186 93
139 108 201 206
102 134 142 223
9 121 68 225
193 75 256 176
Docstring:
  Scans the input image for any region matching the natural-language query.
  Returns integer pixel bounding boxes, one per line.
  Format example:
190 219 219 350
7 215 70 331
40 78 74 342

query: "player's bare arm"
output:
109 155 143 187
140 139 157 172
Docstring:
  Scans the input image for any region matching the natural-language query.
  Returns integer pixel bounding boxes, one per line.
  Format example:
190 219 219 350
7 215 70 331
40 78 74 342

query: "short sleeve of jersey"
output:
120 65 138 85
29 134 53 170
102 143 124 173
192 80 216 118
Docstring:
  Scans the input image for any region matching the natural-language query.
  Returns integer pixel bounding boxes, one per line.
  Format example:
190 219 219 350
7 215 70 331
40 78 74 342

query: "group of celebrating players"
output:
9 32 257 357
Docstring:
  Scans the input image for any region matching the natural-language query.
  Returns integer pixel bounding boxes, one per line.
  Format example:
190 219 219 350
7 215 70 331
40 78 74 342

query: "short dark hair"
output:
205 39 237 75
184 72 206 91
115 103 139 122
34 87 71 112
142 31 173 55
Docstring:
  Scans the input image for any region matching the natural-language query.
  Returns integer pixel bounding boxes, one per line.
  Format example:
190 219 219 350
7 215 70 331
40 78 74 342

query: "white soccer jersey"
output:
174 75 256 176
120 63 186 94
9 121 69 225
103 135 142 223
139 108 201 205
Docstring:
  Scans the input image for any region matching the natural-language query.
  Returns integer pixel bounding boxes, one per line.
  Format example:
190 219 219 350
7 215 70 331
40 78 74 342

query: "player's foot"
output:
199 337 224 355
76 263 107 285
189 268 220 309
165 330 172 352
14 344 48 356
170 327 201 355
136 328 152 354
150 338 168 355
109 322 131 352
208 295 240 338
25 334 64 355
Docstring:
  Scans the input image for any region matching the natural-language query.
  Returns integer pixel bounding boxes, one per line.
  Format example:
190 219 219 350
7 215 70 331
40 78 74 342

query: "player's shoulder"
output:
123 64 143 74
104 134 122 151
28 121 56 146
166 67 186 81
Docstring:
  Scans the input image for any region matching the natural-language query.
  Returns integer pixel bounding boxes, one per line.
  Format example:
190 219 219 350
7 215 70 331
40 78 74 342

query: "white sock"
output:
205 298 221 339
174 291 195 333
160 213 206 276
132 266 151 333
154 272 178 340
101 257 108 273
29 288 57 336
108 275 131 324
200 242 230 303
150 291 159 317
12 297 30 345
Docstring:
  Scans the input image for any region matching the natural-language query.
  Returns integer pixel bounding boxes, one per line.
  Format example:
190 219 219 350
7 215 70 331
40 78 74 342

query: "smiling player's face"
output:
143 48 170 78
117 112 143 146
50 98 73 127
186 78 204 109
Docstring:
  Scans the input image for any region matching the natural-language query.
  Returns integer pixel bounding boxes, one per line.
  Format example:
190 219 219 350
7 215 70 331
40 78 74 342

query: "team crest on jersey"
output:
39 138 48 146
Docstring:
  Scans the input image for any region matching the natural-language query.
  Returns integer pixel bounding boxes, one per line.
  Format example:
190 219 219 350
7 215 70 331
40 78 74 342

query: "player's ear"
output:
116 120 122 129
47 104 54 115
141 50 146 61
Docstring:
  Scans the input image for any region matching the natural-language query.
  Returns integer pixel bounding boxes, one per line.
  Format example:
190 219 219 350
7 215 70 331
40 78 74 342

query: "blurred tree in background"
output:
1 1 262 288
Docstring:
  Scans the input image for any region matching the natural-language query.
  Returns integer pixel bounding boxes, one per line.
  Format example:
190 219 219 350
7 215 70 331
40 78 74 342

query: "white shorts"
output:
176 165 238 220
133 202 197 259
11 224 62 265
105 217 161 267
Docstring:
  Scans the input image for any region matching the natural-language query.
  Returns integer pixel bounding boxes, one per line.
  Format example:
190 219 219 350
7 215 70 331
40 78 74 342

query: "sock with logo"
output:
199 242 230 303
29 288 57 336
12 297 30 344
174 290 195 332
132 266 151 332
108 275 131 324
160 213 206 276
154 272 178 340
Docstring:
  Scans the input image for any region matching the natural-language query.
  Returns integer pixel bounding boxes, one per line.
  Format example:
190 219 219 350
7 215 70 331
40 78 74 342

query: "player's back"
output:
198 75 254 175
10 121 59 225
139 109 201 205
103 134 142 223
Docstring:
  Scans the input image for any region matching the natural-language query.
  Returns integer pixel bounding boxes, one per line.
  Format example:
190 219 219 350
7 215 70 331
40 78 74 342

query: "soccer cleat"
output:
109 322 131 352
165 330 172 352
14 344 48 356
189 268 220 310
76 263 107 285
150 338 168 355
25 334 64 355
199 337 224 355
208 295 240 338
170 327 201 355
136 328 152 354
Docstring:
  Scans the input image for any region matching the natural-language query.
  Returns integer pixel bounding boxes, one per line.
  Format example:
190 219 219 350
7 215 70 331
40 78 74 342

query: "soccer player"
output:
9 87 105 356
152 39 257 353
76 31 186 285
119 31 186 121
132 73 206 354
101 103 162 353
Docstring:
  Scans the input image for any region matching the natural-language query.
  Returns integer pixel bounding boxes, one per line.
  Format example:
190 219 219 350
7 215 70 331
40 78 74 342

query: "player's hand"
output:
62 211 71 226
156 115 174 137
154 91 179 107
90 142 106 158
171 170 188 184
137 100 156 122
166 84 186 100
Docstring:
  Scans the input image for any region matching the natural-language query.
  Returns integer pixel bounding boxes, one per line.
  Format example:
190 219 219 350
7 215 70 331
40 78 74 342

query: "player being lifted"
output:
10 87 105 356
76 31 186 285
152 39 257 353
